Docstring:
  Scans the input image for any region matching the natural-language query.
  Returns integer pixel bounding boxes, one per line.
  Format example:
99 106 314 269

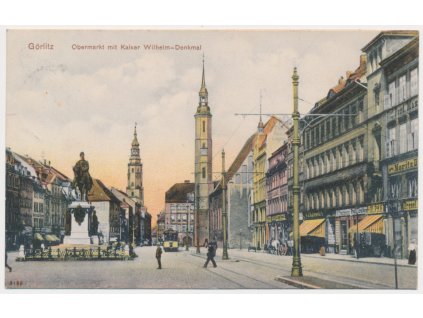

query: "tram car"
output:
163 229 179 252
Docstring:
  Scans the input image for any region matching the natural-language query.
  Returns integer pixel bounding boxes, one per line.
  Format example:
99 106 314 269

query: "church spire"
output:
199 53 208 102
258 91 264 133
132 122 139 147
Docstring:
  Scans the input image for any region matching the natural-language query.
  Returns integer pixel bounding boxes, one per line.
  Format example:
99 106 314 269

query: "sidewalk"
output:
236 248 416 268
301 252 415 268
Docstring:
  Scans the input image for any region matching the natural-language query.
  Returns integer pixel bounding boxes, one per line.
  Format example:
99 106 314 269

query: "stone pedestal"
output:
63 201 93 245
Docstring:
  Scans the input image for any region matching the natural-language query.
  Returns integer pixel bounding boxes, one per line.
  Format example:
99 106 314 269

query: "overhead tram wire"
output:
211 97 264 163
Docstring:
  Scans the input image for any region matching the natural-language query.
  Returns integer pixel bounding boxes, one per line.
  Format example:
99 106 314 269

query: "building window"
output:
387 126 396 157
408 118 418 151
410 68 418 97
343 145 349 167
316 126 320 145
344 186 349 206
351 104 357 126
399 122 407 154
325 153 330 173
408 175 418 198
202 167 206 179
202 121 205 133
374 84 380 111
339 111 345 132
388 81 396 108
390 177 401 199
398 74 407 103
332 150 336 171
344 108 350 130
332 117 337 136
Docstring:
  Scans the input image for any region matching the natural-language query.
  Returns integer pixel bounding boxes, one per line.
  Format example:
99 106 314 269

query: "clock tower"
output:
127 123 144 205
194 57 213 244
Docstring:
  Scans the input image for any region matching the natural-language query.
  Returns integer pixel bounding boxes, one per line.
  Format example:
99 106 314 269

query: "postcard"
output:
4 28 419 289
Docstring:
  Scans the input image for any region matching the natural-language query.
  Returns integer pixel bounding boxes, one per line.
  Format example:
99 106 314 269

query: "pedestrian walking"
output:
5 251 12 272
155 244 162 269
203 240 217 268
408 239 417 265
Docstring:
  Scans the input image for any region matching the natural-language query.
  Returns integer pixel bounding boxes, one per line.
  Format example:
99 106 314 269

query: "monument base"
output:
63 201 93 246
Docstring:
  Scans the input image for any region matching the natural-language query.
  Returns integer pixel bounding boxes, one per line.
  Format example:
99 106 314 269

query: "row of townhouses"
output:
200 30 418 259
5 125 152 250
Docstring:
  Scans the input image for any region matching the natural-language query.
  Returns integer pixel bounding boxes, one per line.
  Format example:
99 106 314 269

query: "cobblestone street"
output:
4 246 417 289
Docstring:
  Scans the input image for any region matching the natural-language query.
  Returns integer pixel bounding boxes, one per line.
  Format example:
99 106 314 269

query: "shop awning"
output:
348 215 384 234
45 235 60 242
34 233 44 241
300 219 325 238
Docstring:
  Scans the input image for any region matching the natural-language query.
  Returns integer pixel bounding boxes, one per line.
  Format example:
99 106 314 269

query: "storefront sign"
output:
335 207 367 217
266 214 287 223
367 203 384 214
388 158 418 175
402 199 418 211
303 211 324 219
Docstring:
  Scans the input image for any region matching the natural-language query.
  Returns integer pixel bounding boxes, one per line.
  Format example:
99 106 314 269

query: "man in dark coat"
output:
5 251 12 272
203 240 217 268
155 244 162 269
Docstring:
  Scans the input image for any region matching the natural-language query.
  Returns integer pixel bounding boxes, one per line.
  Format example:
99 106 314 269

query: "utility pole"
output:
195 182 200 254
222 149 229 260
291 67 303 277
186 206 189 251
388 199 399 289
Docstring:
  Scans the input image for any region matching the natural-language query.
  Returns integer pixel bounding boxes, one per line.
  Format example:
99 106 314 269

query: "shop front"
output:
335 207 367 255
299 217 326 253
266 213 290 244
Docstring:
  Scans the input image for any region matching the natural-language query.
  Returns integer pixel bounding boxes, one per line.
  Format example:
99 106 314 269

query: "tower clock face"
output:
132 149 138 156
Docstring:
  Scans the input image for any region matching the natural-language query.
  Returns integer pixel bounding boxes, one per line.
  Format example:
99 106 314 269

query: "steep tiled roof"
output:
328 77 347 96
227 133 256 181
347 54 367 83
165 182 195 203
88 179 120 203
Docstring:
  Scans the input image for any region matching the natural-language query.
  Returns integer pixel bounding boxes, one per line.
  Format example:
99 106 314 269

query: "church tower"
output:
194 56 213 244
127 123 144 205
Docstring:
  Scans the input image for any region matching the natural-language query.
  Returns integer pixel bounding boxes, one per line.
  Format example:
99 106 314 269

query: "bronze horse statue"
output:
72 152 93 201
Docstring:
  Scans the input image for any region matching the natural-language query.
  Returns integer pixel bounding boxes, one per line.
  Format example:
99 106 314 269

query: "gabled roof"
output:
165 182 195 203
211 133 257 196
227 133 256 181
111 187 137 206
88 179 120 203
362 30 418 52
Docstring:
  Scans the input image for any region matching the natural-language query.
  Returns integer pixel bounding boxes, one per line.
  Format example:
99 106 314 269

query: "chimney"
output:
360 53 367 67
338 76 344 84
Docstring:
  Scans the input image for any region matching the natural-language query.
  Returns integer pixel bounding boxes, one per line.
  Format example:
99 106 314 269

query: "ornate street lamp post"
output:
195 182 200 254
222 149 229 260
291 67 303 277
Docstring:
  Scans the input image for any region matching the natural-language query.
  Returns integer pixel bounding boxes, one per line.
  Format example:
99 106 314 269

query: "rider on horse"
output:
72 152 93 201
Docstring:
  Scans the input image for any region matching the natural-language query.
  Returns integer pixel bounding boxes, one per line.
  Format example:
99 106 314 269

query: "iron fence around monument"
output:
17 246 132 261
